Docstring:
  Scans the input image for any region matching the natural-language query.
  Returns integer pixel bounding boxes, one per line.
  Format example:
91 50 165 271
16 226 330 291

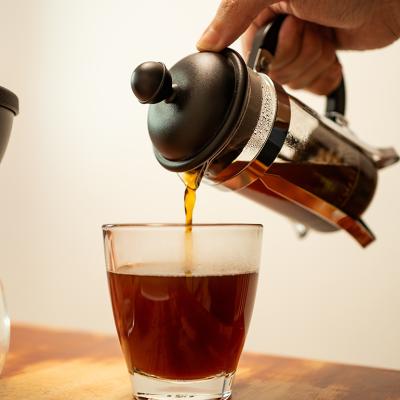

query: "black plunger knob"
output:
131 62 173 104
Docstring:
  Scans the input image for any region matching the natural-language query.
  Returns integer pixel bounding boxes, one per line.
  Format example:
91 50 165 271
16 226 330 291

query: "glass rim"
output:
102 223 263 231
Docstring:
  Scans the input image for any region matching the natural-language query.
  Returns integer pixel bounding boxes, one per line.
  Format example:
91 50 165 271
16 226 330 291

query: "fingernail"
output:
197 27 224 51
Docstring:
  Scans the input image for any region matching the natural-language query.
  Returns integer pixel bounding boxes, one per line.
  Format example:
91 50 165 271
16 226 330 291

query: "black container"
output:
0 85 19 163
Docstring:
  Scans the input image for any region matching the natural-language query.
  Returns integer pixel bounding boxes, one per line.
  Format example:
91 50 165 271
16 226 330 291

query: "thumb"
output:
197 0 274 51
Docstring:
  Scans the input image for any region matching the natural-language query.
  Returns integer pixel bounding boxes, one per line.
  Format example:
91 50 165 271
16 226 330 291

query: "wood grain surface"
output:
1 324 399 399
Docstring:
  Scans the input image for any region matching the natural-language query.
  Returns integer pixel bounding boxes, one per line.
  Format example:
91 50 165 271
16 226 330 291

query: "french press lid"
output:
131 49 249 172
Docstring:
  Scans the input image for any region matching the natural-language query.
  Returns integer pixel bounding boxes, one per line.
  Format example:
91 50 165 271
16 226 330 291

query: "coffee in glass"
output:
103 224 262 400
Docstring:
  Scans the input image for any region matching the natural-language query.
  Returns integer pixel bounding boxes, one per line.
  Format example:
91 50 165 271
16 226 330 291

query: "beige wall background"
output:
0 0 399 370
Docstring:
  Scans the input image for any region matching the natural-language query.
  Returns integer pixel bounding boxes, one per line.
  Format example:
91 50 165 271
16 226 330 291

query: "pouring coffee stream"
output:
181 168 203 275
131 15 398 248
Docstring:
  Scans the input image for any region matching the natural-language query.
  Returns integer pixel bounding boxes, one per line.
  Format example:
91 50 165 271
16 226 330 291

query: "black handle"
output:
247 14 346 117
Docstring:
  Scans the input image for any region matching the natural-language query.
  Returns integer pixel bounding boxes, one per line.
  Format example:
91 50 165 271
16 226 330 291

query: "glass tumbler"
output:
0 281 10 375
103 224 263 400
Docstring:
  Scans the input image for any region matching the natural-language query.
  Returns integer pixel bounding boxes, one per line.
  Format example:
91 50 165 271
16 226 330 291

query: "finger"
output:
268 15 305 71
303 61 343 95
197 0 273 51
268 22 323 84
281 39 337 89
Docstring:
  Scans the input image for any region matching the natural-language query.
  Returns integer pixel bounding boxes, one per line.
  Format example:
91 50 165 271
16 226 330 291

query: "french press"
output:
131 15 398 247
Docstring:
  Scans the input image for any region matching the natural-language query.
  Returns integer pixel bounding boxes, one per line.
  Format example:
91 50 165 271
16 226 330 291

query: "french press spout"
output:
131 15 398 247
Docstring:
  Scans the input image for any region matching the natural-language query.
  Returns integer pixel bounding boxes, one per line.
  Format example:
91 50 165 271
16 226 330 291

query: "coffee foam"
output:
113 262 258 277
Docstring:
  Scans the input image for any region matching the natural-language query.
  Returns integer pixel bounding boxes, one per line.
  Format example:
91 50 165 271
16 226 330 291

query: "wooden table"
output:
1 325 399 399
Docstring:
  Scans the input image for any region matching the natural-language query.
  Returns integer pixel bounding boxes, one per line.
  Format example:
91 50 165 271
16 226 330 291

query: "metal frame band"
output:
209 72 290 190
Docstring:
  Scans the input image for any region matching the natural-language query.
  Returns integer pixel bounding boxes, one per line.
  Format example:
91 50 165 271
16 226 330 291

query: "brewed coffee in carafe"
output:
130 15 398 247
204 88 380 236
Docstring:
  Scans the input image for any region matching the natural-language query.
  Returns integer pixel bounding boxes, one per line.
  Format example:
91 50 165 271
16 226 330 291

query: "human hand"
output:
197 0 400 95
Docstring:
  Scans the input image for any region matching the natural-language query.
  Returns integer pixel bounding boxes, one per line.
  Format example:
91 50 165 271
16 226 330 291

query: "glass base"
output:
129 370 235 400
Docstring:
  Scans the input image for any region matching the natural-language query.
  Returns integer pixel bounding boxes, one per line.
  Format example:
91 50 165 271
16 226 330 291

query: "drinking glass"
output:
0 281 10 375
103 223 263 400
